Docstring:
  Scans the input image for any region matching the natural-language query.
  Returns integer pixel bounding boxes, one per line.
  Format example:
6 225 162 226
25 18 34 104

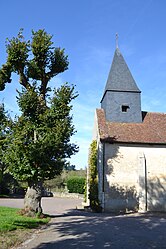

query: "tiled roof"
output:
96 109 166 144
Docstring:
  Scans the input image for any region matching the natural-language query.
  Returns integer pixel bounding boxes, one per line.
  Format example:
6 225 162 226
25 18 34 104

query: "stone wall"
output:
101 91 142 123
99 143 166 212
53 192 84 199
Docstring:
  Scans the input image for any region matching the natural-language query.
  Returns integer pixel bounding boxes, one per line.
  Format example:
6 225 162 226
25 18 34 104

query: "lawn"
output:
0 206 50 249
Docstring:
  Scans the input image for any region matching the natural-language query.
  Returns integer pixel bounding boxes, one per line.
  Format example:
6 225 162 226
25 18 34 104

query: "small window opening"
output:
122 105 130 112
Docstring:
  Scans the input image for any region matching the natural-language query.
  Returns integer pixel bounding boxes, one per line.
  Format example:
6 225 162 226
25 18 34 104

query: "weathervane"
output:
116 33 119 48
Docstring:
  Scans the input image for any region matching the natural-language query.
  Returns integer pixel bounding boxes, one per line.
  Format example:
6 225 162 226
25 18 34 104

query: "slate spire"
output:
101 45 142 123
104 47 141 93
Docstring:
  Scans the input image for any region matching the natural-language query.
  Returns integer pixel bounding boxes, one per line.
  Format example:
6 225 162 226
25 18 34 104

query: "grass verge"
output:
0 206 50 249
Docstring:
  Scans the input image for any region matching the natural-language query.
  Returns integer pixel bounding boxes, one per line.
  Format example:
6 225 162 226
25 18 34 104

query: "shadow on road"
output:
34 210 166 249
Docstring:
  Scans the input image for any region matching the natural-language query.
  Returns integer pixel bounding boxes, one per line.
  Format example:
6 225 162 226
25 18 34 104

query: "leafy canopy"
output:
0 29 69 99
0 104 11 169
0 29 78 183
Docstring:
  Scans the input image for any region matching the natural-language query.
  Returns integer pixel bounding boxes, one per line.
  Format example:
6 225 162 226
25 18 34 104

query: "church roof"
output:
96 108 166 144
103 48 141 94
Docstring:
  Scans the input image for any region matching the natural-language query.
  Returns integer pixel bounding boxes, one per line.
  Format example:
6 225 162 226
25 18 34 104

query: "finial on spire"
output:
116 33 119 49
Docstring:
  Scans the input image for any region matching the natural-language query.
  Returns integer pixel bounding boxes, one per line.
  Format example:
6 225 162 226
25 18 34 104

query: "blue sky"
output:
1 0 166 169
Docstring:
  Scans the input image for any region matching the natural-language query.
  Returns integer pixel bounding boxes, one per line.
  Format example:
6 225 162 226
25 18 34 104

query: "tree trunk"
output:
24 181 43 216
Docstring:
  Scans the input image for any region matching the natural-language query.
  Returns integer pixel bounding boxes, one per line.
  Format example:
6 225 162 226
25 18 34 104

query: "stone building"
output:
92 46 166 212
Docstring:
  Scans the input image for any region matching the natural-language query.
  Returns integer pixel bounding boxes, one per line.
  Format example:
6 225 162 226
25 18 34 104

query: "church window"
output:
122 105 130 112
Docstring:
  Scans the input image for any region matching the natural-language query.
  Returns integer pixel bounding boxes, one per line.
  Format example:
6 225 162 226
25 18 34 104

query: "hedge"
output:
66 177 85 194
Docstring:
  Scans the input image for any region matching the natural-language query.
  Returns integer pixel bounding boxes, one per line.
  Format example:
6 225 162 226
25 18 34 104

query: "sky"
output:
1 0 166 169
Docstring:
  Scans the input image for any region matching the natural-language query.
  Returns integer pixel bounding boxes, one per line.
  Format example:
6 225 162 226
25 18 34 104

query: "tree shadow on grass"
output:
33 209 166 249
12 211 50 230
13 219 48 230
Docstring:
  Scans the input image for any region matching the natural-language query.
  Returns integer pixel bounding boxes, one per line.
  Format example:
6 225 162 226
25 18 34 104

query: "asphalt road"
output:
0 197 166 249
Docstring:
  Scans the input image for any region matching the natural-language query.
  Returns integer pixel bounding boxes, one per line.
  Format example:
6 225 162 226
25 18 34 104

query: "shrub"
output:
88 140 102 212
43 169 86 193
66 177 85 194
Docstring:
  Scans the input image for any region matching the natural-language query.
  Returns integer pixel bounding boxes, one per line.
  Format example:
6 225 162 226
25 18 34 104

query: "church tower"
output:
101 46 142 123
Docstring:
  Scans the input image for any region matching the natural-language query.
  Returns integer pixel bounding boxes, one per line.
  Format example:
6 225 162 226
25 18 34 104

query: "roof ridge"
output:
144 111 166 115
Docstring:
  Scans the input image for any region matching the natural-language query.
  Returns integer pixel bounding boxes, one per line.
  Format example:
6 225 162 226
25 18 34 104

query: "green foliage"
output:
17 86 46 122
0 29 69 97
0 173 21 195
44 175 65 192
4 84 78 183
64 168 86 179
67 177 86 194
6 29 30 73
0 29 78 187
0 104 13 194
64 163 76 171
0 64 12 91
29 30 68 84
88 140 102 212
44 169 86 192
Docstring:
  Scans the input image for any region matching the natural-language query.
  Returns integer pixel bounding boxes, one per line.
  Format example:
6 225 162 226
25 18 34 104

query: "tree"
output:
0 29 78 215
64 162 76 171
0 104 12 194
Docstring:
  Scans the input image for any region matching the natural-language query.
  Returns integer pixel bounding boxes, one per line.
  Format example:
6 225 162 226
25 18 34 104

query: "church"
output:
91 44 166 212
